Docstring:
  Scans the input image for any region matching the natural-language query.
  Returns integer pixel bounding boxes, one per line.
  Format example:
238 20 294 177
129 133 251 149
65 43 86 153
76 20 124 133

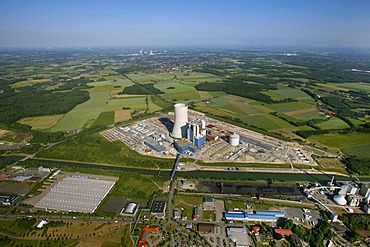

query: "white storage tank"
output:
229 133 240 147
333 195 347 206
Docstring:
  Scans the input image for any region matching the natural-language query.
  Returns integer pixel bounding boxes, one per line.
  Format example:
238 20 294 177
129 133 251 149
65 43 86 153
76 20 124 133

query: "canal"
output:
0 155 364 182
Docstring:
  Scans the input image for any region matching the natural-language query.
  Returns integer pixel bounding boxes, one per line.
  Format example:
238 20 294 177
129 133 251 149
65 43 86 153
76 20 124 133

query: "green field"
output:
309 132 370 148
315 117 350 130
51 90 109 131
268 101 315 113
50 82 164 131
37 132 174 169
92 111 115 127
174 194 203 219
341 143 370 159
269 84 311 99
18 114 64 130
111 172 165 199
329 82 370 93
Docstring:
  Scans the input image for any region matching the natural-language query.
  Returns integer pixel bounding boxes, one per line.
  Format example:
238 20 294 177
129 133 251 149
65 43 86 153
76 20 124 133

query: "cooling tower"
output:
171 103 188 138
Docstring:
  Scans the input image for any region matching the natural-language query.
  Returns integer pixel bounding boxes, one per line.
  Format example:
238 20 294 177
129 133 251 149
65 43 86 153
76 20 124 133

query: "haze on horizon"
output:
1 0 370 48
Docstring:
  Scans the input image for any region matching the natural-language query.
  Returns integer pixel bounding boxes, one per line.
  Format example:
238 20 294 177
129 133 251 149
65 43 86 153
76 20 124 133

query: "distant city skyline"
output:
1 0 369 48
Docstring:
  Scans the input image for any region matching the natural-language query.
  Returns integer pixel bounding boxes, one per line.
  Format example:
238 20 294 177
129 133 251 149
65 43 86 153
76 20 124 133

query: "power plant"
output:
171 103 188 138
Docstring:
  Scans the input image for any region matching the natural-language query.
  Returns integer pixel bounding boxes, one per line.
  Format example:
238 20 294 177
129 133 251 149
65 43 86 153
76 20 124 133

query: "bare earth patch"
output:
114 110 131 123
18 115 64 130
0 129 12 138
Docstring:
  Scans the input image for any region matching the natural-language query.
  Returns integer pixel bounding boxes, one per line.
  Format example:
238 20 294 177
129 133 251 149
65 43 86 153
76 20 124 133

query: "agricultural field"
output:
318 82 370 93
50 90 110 131
18 115 64 130
341 143 370 159
49 84 163 131
114 110 131 123
91 111 115 127
309 132 370 149
314 117 350 130
268 84 312 100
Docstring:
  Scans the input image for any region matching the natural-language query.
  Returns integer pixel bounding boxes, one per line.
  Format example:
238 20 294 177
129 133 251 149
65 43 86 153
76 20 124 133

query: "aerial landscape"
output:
0 1 370 247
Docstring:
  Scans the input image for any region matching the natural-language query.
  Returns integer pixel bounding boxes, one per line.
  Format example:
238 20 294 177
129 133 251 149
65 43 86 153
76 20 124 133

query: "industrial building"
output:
0 194 19 205
174 139 192 153
35 176 116 213
150 200 166 218
144 139 166 153
120 202 139 217
227 226 252 247
187 119 206 147
224 210 285 222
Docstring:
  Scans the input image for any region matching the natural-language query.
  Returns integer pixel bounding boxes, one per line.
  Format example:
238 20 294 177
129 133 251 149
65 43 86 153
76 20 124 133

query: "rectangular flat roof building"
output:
35 176 115 213
151 200 166 218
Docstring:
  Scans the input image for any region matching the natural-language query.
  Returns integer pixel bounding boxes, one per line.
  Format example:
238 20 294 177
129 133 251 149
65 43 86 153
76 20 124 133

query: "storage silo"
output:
229 133 240 146
171 103 188 138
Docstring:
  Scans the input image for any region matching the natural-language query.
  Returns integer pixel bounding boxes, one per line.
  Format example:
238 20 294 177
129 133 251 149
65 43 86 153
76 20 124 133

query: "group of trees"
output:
283 218 333 247
0 89 89 125
340 214 370 242
195 81 276 103
342 157 370 176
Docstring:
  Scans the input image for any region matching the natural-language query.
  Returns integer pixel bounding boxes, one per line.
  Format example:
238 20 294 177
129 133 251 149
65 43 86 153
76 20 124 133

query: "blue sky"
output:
0 0 369 48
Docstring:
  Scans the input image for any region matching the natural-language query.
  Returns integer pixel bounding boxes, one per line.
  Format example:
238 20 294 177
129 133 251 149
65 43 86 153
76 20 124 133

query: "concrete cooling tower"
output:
171 103 188 138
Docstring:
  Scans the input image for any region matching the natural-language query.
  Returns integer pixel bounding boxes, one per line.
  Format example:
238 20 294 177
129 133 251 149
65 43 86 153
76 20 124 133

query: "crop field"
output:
285 108 323 121
11 79 50 89
197 91 213 99
270 84 311 99
164 91 200 102
309 132 370 149
341 143 370 159
155 81 197 95
114 110 131 123
194 102 232 117
315 117 350 130
322 82 370 93
243 114 297 131
268 101 315 113
18 114 64 130
315 82 347 92
92 111 115 127
51 91 109 131
50 83 163 131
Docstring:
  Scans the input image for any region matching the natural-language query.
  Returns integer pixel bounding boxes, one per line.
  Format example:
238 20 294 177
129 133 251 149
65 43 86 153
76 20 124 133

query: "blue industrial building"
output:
175 139 192 153
144 139 166 152
194 136 206 148
255 210 285 217
224 210 284 222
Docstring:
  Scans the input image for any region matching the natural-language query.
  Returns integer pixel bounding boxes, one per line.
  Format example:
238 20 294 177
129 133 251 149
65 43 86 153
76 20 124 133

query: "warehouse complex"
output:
35 176 115 213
